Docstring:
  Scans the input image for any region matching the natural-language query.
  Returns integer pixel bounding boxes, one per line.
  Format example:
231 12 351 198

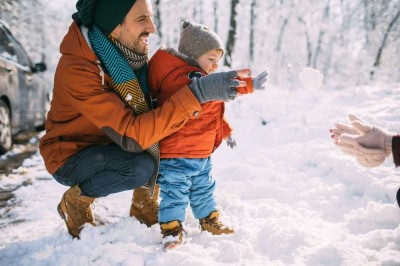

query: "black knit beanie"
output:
72 0 136 34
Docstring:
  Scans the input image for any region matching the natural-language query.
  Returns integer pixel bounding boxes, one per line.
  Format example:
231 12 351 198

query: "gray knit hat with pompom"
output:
178 20 224 59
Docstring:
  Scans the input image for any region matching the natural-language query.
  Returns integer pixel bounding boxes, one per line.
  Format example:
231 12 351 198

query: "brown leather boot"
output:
160 220 184 251
129 185 159 227
57 185 96 238
199 211 234 235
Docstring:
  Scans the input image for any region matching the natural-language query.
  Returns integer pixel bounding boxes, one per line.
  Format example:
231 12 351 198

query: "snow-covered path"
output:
1 85 400 265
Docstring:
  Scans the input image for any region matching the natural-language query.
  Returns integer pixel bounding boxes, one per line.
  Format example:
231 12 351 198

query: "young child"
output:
148 20 268 250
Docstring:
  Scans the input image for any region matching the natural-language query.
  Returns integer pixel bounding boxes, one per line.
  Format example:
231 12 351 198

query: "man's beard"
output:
119 33 149 55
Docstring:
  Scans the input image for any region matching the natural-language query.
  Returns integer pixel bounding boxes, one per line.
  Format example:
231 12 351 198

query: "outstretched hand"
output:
189 69 250 103
331 114 393 167
253 70 269 90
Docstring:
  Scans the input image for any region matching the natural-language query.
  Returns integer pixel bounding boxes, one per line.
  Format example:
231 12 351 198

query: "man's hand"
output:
226 135 237 149
189 70 248 103
331 114 393 167
334 131 387 167
347 114 393 157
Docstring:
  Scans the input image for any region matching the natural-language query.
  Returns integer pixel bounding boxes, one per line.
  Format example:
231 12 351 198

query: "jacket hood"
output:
60 22 97 63
149 47 203 92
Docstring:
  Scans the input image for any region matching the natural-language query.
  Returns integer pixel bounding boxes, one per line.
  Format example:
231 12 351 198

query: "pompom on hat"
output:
178 20 224 59
72 0 136 34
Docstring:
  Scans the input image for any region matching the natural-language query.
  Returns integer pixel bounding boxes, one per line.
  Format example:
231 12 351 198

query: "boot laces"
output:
143 194 158 214
70 198 95 222
162 222 186 238
64 202 92 224
203 216 223 229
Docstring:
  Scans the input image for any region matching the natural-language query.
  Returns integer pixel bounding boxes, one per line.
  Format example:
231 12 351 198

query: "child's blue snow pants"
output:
157 157 217 223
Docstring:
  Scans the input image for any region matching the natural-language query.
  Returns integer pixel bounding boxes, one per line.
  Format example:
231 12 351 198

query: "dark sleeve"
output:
392 135 400 167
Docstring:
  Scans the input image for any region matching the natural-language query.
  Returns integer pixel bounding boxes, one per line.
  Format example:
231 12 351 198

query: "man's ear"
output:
110 24 122 39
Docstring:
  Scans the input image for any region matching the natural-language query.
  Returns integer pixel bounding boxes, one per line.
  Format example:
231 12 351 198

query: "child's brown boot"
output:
160 220 184 251
199 211 234 235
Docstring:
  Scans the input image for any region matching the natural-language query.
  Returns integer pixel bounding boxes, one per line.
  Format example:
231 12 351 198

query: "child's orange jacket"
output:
148 49 232 158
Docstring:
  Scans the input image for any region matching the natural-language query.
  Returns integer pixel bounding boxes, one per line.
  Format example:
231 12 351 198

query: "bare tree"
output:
312 0 331 68
275 18 288 53
153 0 162 44
224 0 239 67
298 17 312 67
249 0 257 64
213 0 218 33
370 7 400 79
192 0 204 24
0 0 44 61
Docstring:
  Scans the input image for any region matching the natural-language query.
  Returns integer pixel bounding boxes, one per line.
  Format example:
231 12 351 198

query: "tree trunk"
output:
276 18 288 52
192 0 204 24
249 0 257 64
370 7 400 79
213 0 218 33
298 17 312 67
224 0 239 67
362 0 371 45
312 0 331 68
153 0 162 44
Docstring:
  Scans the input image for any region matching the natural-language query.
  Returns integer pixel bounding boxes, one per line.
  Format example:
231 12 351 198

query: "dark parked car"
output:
0 21 49 154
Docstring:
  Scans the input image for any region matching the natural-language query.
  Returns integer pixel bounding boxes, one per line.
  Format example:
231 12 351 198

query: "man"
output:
331 114 400 205
39 0 254 238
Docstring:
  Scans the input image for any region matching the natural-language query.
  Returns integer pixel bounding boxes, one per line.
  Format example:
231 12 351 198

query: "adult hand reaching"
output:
331 114 393 167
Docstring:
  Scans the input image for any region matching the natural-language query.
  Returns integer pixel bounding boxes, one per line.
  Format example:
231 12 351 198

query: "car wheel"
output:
0 99 12 154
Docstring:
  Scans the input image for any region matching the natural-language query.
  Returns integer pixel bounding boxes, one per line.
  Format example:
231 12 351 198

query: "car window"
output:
0 26 16 62
5 31 32 68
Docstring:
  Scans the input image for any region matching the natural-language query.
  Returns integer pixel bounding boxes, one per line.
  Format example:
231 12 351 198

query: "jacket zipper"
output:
95 59 105 86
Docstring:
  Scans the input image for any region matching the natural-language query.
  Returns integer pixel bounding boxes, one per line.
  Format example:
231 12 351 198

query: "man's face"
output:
110 0 156 55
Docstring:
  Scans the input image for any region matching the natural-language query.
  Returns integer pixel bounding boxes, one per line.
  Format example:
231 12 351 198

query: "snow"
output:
1 82 400 265
1 0 400 264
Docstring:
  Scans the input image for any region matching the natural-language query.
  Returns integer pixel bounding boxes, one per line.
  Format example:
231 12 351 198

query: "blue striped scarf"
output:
88 25 159 197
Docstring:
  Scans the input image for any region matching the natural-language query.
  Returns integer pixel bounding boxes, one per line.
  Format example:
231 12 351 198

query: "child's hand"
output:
253 70 269 90
226 135 237 149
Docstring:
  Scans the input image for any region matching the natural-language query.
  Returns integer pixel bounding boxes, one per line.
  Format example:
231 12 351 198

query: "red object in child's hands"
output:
235 76 254 94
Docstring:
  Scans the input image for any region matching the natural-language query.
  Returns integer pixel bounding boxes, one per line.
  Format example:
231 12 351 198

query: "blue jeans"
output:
52 144 155 197
158 157 217 223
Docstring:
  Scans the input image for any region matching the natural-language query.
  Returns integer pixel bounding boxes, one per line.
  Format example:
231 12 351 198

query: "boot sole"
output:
200 226 234 235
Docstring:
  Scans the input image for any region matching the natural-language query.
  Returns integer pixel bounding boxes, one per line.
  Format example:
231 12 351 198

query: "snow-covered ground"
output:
1 81 400 265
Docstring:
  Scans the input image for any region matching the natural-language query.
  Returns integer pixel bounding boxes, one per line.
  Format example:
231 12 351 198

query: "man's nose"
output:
147 18 156 33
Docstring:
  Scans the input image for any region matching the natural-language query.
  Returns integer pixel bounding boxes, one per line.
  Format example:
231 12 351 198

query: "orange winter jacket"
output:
148 49 232 158
39 22 202 174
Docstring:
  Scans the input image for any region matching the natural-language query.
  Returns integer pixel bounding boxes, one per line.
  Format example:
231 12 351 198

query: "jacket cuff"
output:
392 135 400 167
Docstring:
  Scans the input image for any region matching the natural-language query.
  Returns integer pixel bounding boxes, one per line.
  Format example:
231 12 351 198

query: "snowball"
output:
299 68 324 90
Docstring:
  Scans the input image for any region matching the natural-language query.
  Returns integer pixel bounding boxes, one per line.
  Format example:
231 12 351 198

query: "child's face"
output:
196 49 223 74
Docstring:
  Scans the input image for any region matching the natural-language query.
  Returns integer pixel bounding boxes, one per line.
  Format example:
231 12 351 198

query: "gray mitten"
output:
253 70 269 90
189 70 239 103
226 135 237 149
